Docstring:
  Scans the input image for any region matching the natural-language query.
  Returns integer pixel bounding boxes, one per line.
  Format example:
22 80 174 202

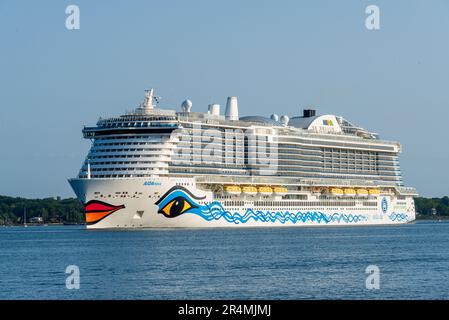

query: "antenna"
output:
140 88 161 113
143 89 154 109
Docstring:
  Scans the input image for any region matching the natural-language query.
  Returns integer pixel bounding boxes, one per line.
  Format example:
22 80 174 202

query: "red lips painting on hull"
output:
84 200 125 225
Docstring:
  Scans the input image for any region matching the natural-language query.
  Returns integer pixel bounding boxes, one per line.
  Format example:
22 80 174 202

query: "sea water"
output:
0 220 448 299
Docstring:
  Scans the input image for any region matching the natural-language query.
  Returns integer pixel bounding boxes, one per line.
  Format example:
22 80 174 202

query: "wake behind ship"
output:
69 89 417 228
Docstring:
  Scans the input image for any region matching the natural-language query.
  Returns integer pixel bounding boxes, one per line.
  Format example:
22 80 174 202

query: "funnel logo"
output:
381 197 388 213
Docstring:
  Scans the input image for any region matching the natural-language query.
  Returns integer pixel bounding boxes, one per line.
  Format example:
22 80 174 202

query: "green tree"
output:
41 208 49 222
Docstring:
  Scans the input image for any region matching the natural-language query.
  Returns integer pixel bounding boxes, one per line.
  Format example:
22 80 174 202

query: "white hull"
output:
69 178 416 229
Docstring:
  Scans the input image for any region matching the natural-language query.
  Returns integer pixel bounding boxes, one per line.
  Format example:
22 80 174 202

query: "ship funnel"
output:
225 96 239 121
303 109 316 117
208 104 220 116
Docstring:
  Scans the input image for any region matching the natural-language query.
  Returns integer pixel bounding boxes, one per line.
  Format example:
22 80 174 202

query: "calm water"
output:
1 220 448 300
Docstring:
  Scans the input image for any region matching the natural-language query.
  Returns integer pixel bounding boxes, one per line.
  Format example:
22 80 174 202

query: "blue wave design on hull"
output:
388 212 409 222
189 201 368 225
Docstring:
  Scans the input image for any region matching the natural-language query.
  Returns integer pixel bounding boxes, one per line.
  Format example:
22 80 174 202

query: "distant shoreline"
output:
2 222 86 227
2 217 448 228
415 215 449 220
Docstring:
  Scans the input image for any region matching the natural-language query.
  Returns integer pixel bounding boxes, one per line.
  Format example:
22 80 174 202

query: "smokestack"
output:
303 109 316 118
208 104 220 116
225 96 239 121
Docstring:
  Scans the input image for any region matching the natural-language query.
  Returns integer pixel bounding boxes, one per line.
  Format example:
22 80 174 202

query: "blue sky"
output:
1 0 448 198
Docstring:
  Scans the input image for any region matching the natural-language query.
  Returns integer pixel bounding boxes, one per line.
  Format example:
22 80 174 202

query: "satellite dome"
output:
280 115 290 126
181 99 193 112
270 114 279 122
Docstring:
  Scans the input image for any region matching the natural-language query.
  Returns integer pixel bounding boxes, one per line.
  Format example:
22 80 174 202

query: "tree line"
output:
414 196 449 217
0 195 448 225
0 195 83 225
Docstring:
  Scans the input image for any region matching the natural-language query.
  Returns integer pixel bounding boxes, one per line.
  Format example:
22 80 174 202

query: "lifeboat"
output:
330 188 344 196
258 186 273 195
242 186 258 195
312 187 322 193
273 186 288 195
356 189 369 196
368 189 380 196
344 188 356 196
224 185 241 195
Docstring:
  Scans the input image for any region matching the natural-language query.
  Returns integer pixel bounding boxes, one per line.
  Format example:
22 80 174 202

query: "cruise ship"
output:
69 89 417 228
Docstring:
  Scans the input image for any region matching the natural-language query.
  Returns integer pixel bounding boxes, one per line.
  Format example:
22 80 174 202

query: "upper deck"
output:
82 89 400 153
76 89 412 192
